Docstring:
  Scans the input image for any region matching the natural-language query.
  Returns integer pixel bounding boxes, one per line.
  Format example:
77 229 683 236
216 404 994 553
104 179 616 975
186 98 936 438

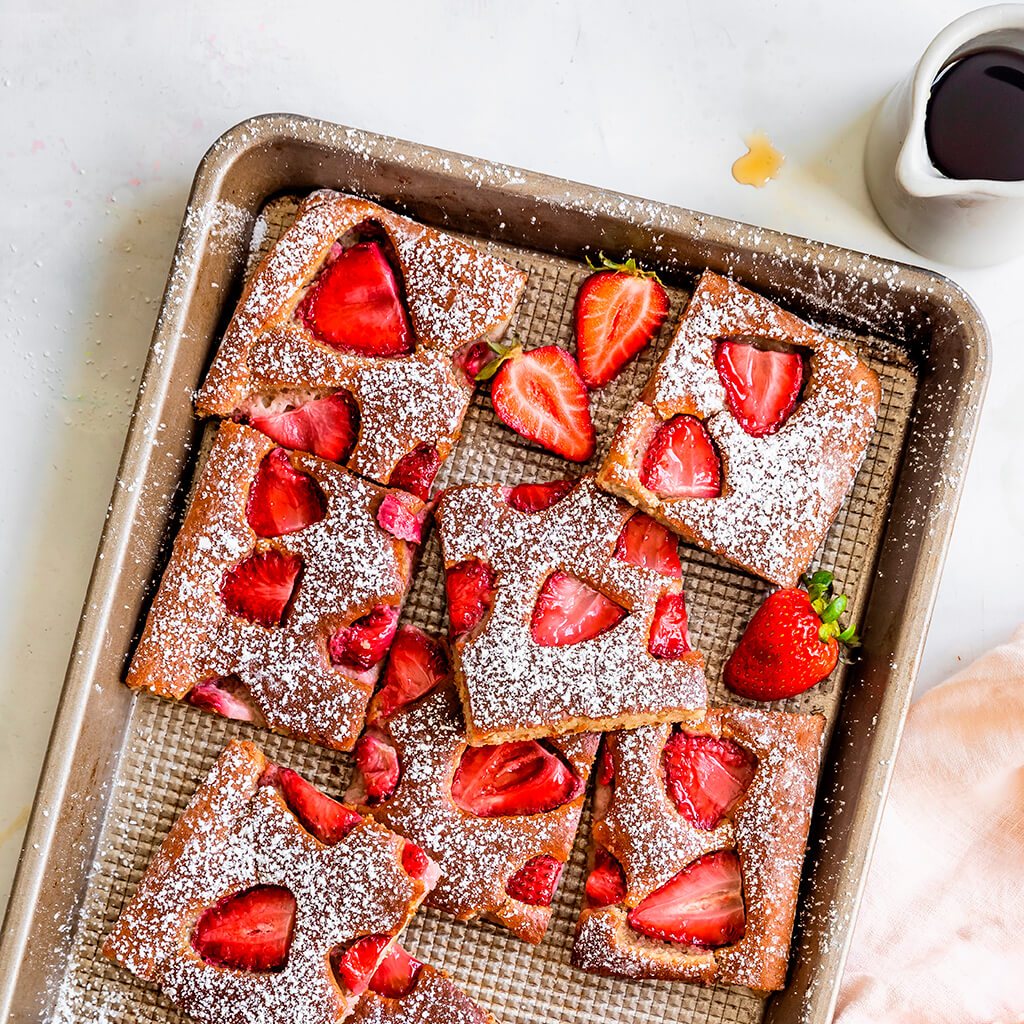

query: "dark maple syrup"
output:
925 47 1024 180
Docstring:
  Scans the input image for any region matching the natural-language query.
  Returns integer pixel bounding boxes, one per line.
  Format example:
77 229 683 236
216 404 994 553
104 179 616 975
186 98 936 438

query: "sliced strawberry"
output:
220 549 302 627
530 572 627 647
596 738 615 787
507 479 575 513
354 729 401 804
452 341 493 386
370 626 449 723
387 443 440 501
445 559 496 638
331 934 392 996
626 849 745 948
401 842 430 879
506 854 563 906
649 592 692 659
247 391 359 464
715 339 804 438
663 731 758 830
298 242 412 356
451 740 583 817
640 416 721 499
246 448 326 539
574 257 669 389
192 885 296 972
376 492 428 544
488 345 595 462
186 676 264 724
368 943 423 999
614 513 681 578
585 849 627 908
261 765 362 845
329 605 399 671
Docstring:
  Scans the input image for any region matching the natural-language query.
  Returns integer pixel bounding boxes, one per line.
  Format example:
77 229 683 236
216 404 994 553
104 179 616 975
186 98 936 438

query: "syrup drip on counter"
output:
926 48 1024 181
731 132 785 187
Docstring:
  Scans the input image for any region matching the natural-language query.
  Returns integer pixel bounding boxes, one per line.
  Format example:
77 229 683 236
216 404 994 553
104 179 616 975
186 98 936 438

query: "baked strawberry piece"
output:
598 270 880 587
347 625 597 944
126 421 422 751
435 475 708 744
571 708 824 992
196 190 528 496
103 741 438 1024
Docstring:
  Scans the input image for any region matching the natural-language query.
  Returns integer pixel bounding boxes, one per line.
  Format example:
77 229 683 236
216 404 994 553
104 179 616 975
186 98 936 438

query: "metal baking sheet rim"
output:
0 114 990 1024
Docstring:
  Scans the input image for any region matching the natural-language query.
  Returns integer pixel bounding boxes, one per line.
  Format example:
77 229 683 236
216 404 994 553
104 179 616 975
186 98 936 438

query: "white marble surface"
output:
2 0 1022 918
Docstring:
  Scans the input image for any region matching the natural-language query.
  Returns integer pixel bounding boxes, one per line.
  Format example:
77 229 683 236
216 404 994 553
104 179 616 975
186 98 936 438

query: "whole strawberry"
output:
723 570 859 701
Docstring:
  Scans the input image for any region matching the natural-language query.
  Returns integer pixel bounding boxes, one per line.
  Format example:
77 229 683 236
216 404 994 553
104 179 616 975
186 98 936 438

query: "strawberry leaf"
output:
585 251 663 283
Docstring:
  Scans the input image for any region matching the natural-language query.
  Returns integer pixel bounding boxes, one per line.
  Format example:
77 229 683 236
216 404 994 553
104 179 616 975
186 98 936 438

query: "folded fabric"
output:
836 624 1024 1023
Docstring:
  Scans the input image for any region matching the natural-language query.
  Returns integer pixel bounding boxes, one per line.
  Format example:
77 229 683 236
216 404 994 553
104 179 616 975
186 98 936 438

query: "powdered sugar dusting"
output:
349 965 496 1024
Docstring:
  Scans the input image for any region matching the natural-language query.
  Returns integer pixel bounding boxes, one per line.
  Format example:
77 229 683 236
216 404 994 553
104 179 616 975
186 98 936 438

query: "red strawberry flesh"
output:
329 604 399 671
298 242 412 356
445 559 496 638
368 942 423 999
261 765 362 844
452 340 493 385
192 885 296 972
387 443 440 501
640 415 721 499
505 854 563 906
614 513 681 578
491 346 595 462
220 549 302 627
597 739 615 786
451 740 582 817
377 492 428 544
331 934 392 996
649 592 692 658
530 572 626 647
626 849 745 948
585 849 627 908
354 729 401 803
186 676 263 724
663 731 758 830
246 448 326 538
507 479 575 512
370 626 449 723
247 391 359 464
715 339 804 438
575 270 668 388
401 842 430 879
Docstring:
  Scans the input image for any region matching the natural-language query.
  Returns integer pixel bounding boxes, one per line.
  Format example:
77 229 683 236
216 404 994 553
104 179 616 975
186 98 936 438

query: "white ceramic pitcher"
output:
865 4 1024 266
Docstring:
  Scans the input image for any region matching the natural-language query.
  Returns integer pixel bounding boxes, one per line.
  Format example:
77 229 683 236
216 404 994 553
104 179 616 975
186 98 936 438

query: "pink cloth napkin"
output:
835 624 1024 1023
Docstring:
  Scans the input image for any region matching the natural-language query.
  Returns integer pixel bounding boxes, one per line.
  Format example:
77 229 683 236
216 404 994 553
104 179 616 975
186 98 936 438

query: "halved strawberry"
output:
192 885 296 972
377 492 428 544
574 255 669 389
261 765 362 845
451 740 583 817
354 729 401 804
482 344 595 462
387 443 440 501
368 943 423 999
329 605 399 671
614 513 681 578
506 855 563 906
530 572 627 647
626 850 745 948
370 626 449 723
186 676 264 724
715 339 804 437
220 549 302 627
640 416 721 499
247 391 359 464
445 559 496 638
401 842 430 879
663 731 758 830
649 592 692 658
585 849 627 908
596 738 615 786
298 242 412 356
331 934 392 996
507 479 575 513
246 448 326 538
